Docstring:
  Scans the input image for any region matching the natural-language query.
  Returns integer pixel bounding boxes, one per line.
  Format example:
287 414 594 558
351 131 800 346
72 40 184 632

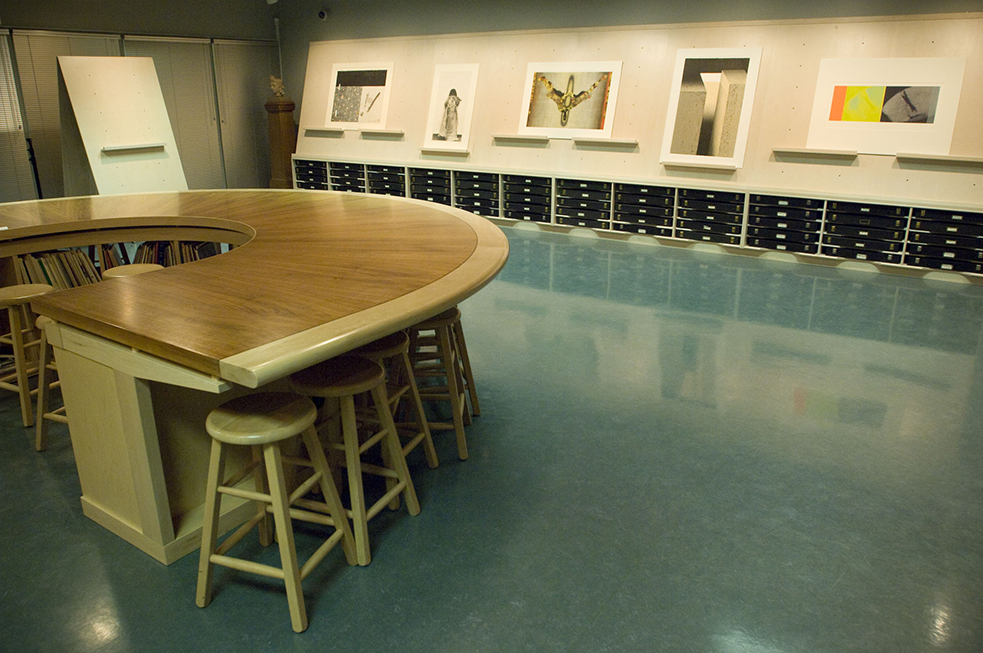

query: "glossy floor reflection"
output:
3 224 983 651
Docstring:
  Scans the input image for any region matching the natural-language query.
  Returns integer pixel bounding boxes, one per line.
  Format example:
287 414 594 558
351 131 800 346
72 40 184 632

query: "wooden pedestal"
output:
266 97 297 189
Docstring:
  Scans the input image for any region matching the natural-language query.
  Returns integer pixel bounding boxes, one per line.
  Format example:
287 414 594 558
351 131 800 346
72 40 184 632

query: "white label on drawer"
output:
858 230 869 236
776 233 786 239
776 211 787 217
942 263 953 270
778 200 789 206
777 222 788 228
857 253 868 259
944 252 955 258
947 227 958 232
777 244 787 250
945 239 957 245
707 205 716 210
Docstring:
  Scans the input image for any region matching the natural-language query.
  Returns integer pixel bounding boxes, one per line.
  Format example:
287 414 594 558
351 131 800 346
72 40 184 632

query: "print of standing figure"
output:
436 89 461 141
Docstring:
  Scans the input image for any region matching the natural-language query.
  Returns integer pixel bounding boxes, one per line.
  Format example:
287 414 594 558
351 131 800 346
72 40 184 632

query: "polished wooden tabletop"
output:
0 190 509 387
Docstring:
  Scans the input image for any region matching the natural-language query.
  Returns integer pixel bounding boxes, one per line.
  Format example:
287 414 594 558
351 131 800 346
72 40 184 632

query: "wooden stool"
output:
101 263 164 279
35 316 68 451
196 392 356 633
350 330 439 469
289 355 420 566
407 306 477 460
0 283 54 427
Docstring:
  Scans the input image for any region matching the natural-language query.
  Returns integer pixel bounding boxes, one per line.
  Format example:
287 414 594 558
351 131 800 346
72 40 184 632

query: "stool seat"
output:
290 355 386 398
350 331 410 360
413 306 460 330
101 263 164 279
0 283 54 306
206 392 317 445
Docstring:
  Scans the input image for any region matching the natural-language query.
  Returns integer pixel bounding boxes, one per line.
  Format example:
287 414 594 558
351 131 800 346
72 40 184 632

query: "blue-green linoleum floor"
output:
2 225 983 652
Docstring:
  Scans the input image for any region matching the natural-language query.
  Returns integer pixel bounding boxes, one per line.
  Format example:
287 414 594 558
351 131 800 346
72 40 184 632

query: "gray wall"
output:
275 0 983 117
0 0 276 40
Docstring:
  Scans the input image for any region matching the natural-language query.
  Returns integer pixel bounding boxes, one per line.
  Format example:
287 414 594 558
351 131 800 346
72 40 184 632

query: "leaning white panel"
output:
57 55 188 195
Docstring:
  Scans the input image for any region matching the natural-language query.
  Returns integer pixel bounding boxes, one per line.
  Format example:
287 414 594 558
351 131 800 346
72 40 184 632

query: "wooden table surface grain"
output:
0 190 509 388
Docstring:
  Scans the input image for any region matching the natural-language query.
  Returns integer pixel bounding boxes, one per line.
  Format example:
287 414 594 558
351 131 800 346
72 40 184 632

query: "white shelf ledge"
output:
492 134 549 144
572 138 638 148
772 147 859 159
662 160 739 171
304 127 344 137
896 153 983 167
421 148 470 157
101 143 165 154
360 129 404 138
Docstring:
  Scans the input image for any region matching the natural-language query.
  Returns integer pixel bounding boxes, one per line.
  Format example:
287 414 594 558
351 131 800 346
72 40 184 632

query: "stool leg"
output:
264 442 307 633
452 319 480 417
301 426 357 566
372 383 420 516
8 305 34 427
399 349 439 469
341 394 371 566
34 326 52 451
438 325 469 460
196 439 227 609
252 445 272 546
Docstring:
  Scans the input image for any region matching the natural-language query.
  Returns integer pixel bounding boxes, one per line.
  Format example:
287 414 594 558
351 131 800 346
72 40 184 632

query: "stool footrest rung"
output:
218 485 269 503
44 409 69 424
359 461 399 479
265 503 340 528
210 553 285 580
287 472 324 506
215 512 266 555
282 455 314 469
347 481 408 523
220 460 261 491
299 529 346 580
401 431 426 457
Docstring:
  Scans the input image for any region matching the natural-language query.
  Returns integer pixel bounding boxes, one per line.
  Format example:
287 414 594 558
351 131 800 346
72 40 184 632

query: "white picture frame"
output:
659 47 762 168
806 58 965 156
423 63 479 151
325 62 394 130
517 61 622 139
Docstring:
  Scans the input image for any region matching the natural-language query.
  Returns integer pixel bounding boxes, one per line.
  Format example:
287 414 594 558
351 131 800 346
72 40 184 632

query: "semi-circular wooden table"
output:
0 190 509 563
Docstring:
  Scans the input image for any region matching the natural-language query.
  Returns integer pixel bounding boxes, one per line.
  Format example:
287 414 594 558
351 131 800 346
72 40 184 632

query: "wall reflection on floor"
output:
481 227 983 489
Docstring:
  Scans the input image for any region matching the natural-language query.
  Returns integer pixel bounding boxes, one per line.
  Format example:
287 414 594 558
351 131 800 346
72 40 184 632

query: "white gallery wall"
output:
296 13 983 208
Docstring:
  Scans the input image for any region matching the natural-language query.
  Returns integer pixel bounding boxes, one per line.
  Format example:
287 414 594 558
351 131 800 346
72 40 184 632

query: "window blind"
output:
213 40 280 189
0 32 38 202
122 37 226 190
12 30 121 198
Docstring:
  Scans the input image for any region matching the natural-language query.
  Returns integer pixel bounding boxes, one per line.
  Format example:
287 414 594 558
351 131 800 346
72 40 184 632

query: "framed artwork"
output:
517 61 622 139
660 48 762 168
423 63 479 151
806 58 965 155
325 62 394 130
